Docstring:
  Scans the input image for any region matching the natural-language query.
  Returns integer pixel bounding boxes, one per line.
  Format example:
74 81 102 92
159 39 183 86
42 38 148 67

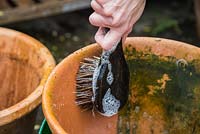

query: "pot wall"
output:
0 27 55 134
43 37 200 134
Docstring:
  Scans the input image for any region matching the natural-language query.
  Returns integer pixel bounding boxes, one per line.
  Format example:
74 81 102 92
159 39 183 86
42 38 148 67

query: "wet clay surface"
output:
44 45 118 134
0 55 40 110
44 38 200 134
117 38 200 134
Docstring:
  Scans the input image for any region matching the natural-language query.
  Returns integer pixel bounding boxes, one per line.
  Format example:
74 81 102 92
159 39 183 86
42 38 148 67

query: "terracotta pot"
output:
43 37 200 134
0 27 55 134
18 0 34 7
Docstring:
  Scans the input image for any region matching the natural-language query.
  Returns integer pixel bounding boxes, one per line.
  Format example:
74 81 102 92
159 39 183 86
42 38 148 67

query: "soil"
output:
1 0 199 133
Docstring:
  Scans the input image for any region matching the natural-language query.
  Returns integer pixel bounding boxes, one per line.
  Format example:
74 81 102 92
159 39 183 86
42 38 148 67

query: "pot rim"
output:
0 27 56 126
42 43 100 134
42 37 200 134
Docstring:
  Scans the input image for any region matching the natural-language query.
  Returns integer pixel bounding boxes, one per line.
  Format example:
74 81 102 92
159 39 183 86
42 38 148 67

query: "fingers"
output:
91 0 103 13
122 27 132 44
94 27 105 45
95 0 108 5
91 0 114 16
90 0 146 50
111 9 127 27
102 2 118 16
89 12 112 27
95 28 122 50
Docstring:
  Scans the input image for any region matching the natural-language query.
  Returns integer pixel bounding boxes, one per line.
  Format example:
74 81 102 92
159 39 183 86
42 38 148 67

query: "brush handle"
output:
104 27 110 34
92 28 129 117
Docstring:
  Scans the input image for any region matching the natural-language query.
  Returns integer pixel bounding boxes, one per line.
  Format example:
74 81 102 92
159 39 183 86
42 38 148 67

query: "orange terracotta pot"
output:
16 0 34 7
43 37 200 134
0 27 55 134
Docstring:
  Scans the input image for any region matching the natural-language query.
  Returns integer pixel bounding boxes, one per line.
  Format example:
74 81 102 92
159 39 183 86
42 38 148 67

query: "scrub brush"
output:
75 28 130 117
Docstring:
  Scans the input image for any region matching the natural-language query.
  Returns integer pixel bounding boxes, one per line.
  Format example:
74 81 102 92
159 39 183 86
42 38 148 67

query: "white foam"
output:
92 60 100 102
102 88 120 117
92 41 119 115
107 71 114 85
176 59 188 68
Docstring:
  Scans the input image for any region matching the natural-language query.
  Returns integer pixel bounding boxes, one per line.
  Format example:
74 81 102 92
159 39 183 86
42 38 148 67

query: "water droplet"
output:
134 106 140 113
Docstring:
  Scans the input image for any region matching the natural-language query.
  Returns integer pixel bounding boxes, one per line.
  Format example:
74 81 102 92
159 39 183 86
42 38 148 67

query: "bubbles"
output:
102 88 120 117
92 41 122 116
107 71 114 85
176 59 188 68
134 106 140 113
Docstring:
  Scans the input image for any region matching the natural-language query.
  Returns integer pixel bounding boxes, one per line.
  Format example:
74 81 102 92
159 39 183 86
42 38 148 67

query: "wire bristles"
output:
75 56 99 110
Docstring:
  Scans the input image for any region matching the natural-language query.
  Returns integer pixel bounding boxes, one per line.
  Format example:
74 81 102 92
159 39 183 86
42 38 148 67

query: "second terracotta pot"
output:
0 27 55 134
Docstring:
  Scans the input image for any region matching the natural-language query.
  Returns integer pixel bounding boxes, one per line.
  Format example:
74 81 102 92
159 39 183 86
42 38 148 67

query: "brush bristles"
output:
75 56 99 110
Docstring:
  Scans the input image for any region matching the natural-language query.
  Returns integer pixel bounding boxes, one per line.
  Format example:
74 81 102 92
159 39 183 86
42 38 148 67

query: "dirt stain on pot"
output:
118 47 200 134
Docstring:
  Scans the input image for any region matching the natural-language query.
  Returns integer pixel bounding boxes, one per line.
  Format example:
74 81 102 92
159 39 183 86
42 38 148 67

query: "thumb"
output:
95 28 122 50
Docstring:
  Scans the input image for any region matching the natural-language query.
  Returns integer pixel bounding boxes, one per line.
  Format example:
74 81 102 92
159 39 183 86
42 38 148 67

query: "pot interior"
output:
118 45 200 133
0 35 44 110
48 38 200 134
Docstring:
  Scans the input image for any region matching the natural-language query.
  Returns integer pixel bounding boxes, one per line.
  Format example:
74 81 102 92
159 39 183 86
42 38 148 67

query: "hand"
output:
89 0 146 50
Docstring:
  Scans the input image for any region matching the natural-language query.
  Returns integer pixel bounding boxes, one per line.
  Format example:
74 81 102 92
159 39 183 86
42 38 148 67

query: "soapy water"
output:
107 71 114 85
92 42 120 117
102 88 121 117
176 59 188 68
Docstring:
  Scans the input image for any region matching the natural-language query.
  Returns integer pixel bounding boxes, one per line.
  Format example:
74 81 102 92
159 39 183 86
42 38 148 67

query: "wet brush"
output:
76 28 130 117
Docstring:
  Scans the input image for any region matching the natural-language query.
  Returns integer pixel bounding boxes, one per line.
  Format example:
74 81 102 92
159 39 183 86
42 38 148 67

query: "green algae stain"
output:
118 47 200 134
